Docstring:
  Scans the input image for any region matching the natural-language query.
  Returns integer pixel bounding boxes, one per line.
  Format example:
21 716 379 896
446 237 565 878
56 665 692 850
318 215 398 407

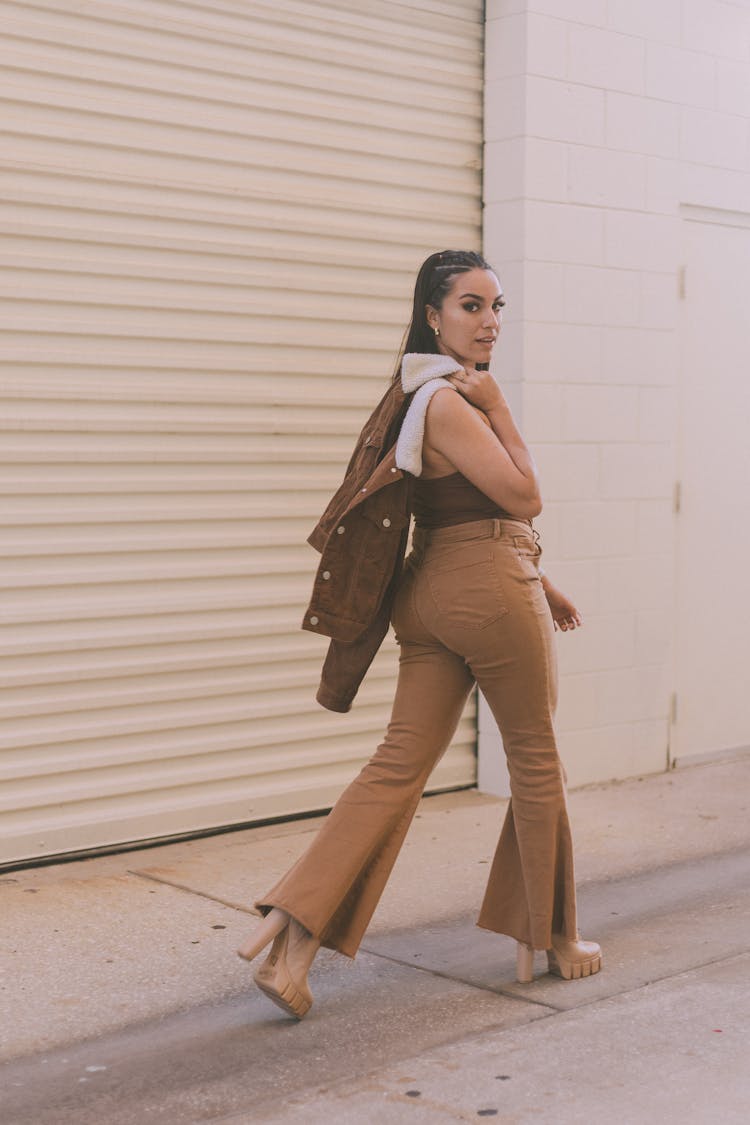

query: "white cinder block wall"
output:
479 0 750 792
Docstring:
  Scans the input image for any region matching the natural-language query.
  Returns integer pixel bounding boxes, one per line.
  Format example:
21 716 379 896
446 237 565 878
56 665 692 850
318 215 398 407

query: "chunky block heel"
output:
516 941 535 983
237 907 288 963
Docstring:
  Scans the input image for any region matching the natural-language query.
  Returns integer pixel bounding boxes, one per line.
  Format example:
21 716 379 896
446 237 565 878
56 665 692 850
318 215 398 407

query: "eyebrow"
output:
459 292 505 301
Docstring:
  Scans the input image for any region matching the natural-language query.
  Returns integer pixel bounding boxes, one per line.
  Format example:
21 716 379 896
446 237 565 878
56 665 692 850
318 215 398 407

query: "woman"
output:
238 250 602 1019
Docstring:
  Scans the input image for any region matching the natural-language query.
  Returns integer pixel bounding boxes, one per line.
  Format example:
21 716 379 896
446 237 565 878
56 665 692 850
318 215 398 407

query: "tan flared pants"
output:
255 517 578 957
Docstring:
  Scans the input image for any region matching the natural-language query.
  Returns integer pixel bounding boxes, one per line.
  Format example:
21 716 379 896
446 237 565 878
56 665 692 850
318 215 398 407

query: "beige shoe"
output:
547 933 602 980
516 934 602 983
252 917 319 1020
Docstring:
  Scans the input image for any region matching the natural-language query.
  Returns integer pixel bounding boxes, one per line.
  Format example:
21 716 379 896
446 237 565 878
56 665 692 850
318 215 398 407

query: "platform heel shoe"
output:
547 933 602 980
237 907 318 1020
516 934 602 983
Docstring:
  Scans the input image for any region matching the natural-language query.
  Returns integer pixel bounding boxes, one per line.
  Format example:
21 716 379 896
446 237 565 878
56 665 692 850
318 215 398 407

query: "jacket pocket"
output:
310 503 408 637
426 547 508 629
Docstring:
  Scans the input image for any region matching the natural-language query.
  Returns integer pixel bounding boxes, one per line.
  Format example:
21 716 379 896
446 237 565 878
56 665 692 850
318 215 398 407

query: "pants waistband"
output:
411 516 534 551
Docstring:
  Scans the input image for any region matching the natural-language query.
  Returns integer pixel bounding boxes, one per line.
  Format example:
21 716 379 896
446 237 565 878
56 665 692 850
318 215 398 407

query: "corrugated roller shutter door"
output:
0 0 484 865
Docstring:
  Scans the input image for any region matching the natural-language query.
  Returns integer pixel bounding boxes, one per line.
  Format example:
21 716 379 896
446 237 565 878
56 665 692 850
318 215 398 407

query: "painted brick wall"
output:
479 0 750 791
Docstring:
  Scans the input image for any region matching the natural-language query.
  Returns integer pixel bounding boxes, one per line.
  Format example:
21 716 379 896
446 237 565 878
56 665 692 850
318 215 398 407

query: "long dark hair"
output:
392 249 493 379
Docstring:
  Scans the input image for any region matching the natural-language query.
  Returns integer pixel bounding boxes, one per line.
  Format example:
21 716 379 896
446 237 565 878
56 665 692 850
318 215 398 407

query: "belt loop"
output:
493 518 501 539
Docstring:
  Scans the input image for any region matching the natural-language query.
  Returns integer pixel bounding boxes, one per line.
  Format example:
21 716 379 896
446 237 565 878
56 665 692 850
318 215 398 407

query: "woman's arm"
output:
423 370 542 519
425 370 584 629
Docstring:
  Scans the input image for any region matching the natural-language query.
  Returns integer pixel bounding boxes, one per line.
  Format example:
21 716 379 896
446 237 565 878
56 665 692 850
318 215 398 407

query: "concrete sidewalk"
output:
1 755 749 1123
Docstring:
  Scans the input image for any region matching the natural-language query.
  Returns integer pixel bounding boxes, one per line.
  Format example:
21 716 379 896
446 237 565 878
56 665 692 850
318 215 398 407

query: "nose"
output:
483 307 500 330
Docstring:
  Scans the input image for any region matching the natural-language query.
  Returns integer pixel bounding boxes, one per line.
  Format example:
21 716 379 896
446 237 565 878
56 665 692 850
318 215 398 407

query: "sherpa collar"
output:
395 352 463 476
400 352 463 392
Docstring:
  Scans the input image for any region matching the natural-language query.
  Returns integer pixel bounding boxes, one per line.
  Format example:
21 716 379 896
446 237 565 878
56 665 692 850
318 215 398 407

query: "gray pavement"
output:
1 754 749 1123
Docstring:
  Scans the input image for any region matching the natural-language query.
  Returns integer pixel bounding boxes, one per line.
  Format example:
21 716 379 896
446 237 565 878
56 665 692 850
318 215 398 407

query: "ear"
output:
425 304 439 332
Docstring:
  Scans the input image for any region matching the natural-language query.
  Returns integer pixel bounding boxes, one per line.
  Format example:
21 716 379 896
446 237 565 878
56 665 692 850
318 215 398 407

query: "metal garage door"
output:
0 0 484 866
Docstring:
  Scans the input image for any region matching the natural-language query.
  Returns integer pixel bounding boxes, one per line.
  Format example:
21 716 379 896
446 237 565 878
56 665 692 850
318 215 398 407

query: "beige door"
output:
672 212 750 765
0 0 484 867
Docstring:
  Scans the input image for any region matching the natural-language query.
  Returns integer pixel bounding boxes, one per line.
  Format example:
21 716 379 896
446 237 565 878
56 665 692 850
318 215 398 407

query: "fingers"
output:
449 367 475 384
446 372 470 395
448 368 501 412
461 375 494 401
557 612 583 632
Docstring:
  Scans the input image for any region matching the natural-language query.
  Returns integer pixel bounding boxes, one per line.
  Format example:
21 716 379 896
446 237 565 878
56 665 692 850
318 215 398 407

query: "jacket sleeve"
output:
314 604 390 713
314 528 407 713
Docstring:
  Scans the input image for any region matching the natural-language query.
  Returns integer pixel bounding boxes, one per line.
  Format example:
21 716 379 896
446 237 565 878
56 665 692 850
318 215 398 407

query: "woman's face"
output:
426 268 505 367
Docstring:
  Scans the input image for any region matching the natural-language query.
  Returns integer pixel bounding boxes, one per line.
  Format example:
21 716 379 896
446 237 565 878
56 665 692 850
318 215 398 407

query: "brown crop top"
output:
412 470 515 529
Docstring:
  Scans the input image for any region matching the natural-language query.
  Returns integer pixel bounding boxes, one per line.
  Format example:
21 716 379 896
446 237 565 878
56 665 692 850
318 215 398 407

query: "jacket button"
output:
310 615 319 625
382 517 391 527
390 467 397 473
322 571 331 580
337 525 345 534
361 487 367 492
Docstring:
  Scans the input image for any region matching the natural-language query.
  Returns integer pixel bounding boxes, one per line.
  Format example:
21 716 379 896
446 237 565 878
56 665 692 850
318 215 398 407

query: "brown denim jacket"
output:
301 376 415 713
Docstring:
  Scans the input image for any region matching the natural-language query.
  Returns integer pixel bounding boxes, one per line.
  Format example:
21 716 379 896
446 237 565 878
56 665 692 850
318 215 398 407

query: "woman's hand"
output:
541 577 583 632
447 366 503 414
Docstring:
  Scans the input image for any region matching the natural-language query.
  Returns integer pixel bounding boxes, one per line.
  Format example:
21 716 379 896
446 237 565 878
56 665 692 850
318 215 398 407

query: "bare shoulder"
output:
426 387 490 428
427 384 459 408
426 385 470 422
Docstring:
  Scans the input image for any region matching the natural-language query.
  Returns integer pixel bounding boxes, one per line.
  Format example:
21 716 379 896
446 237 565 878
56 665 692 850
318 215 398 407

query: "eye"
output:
462 302 479 312
494 299 506 310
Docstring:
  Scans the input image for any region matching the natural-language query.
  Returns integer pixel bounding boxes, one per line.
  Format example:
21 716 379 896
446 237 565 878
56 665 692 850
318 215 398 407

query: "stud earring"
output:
434 326 440 337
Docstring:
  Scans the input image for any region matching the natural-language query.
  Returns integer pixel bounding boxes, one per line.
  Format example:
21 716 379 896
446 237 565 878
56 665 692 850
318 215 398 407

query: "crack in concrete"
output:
128 868 260 915
357 939 750 1017
358 943 560 1012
